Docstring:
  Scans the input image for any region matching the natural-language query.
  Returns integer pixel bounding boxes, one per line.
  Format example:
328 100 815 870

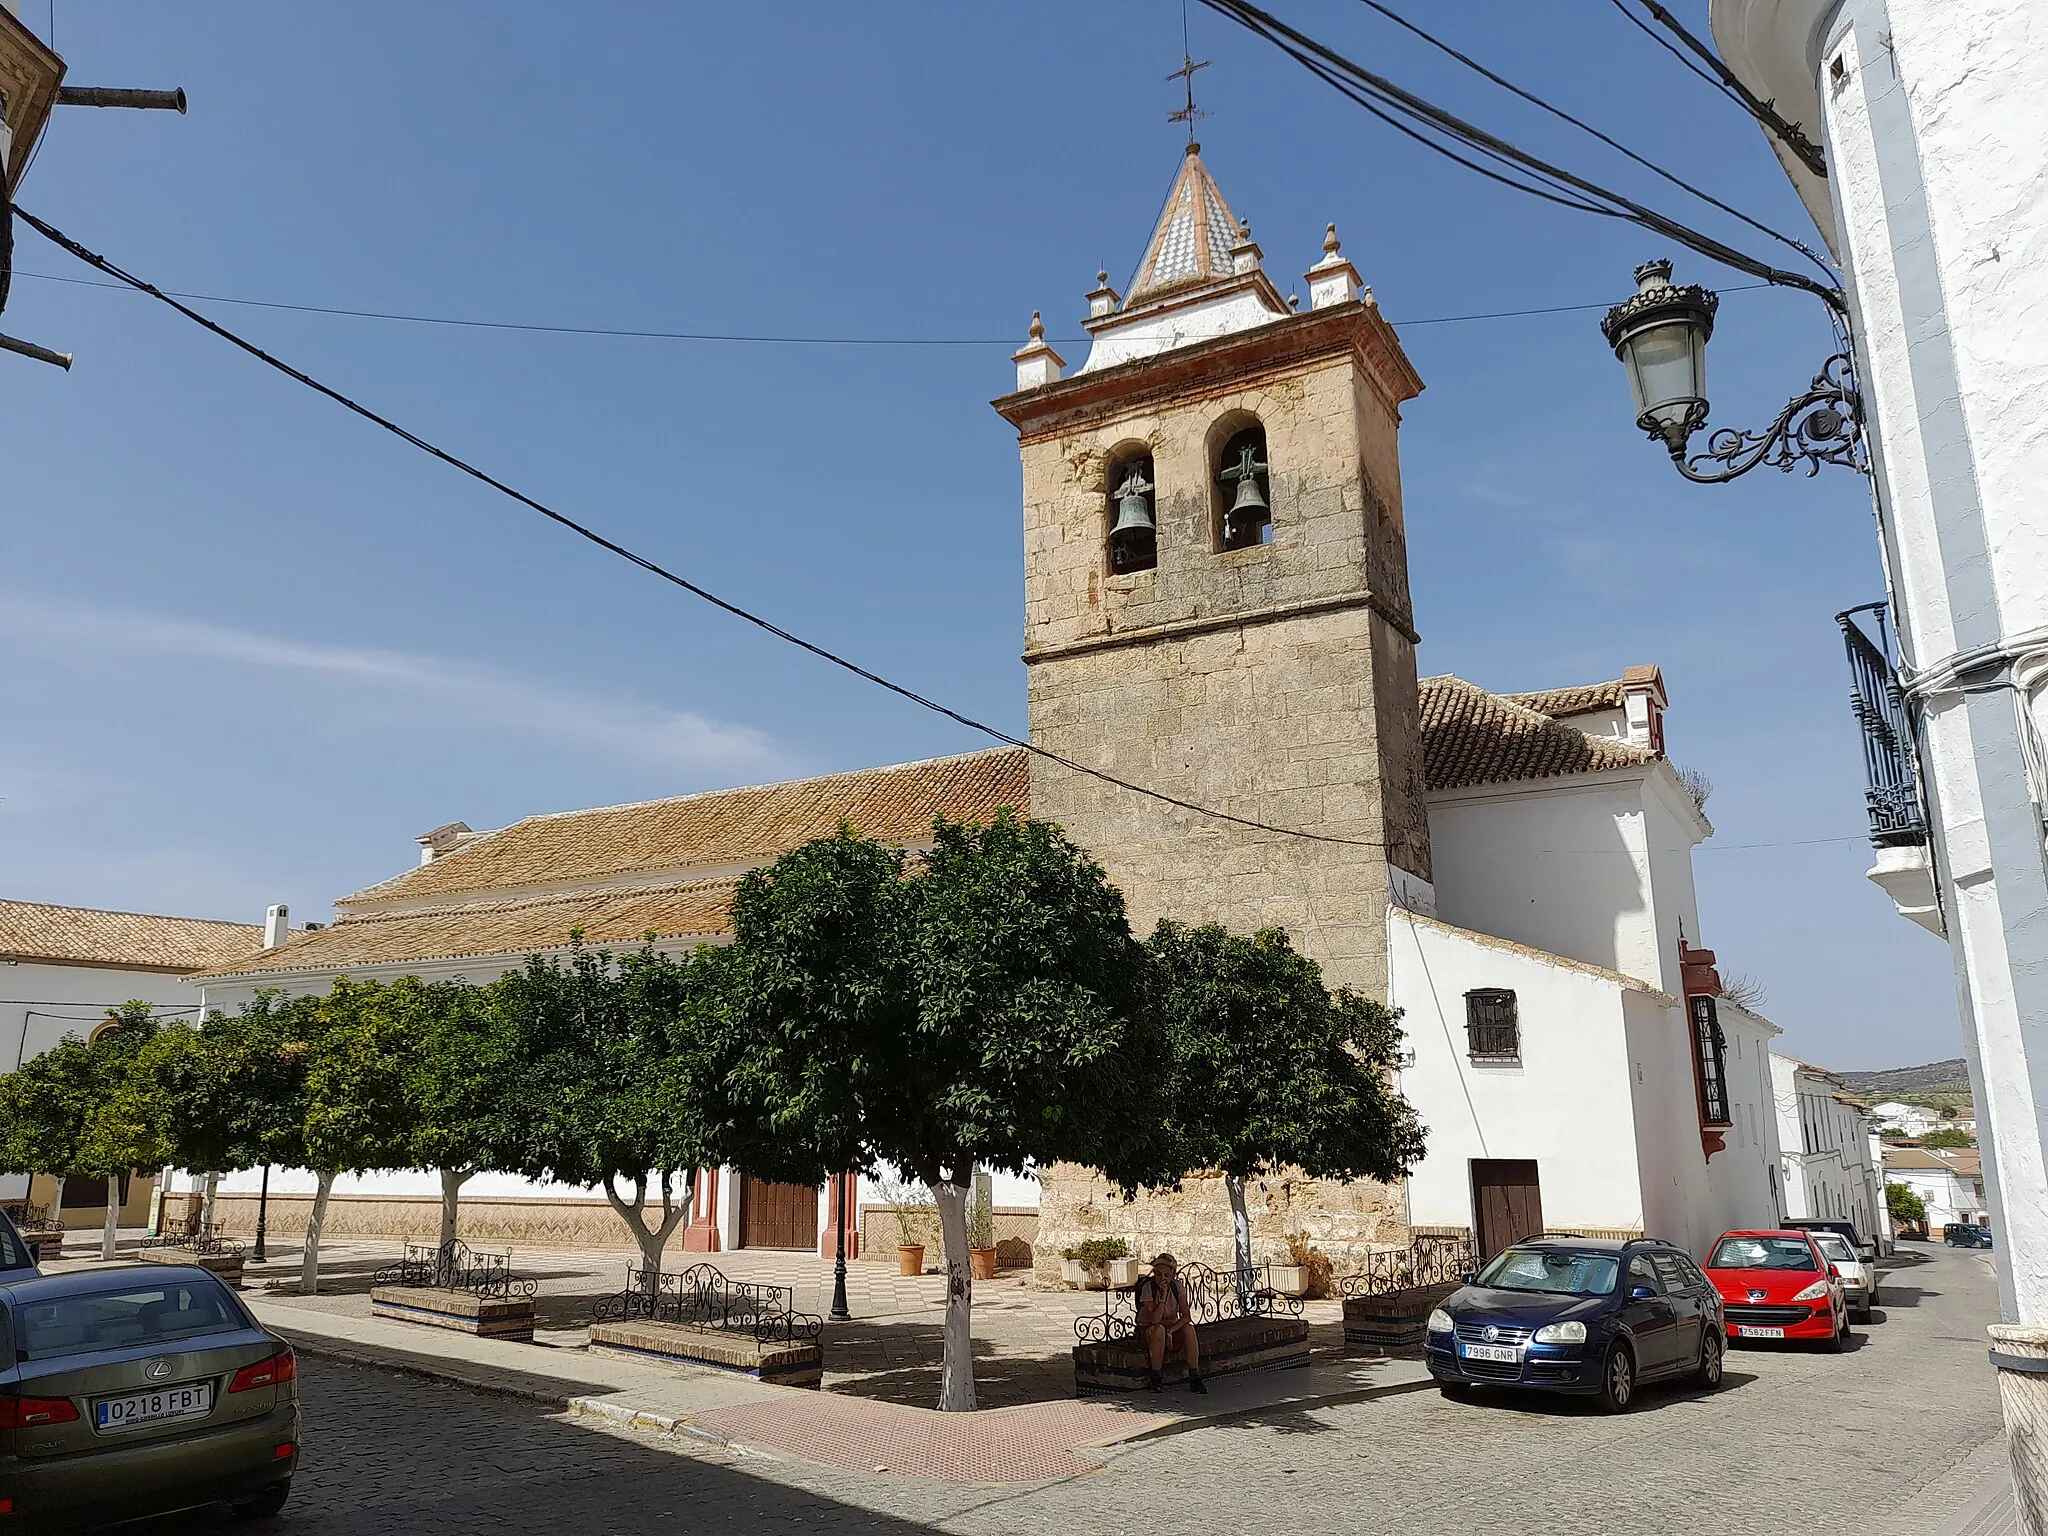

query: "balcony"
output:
1837 603 1941 934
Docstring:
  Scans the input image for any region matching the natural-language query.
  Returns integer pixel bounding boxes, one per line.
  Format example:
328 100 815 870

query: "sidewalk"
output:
246 1293 1430 1484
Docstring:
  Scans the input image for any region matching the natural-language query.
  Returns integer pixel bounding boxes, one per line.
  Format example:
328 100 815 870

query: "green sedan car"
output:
0 1263 298 1530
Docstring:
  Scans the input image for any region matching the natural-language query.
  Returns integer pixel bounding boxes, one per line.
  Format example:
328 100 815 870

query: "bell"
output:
1226 471 1268 521
1110 467 1157 539
1221 446 1269 545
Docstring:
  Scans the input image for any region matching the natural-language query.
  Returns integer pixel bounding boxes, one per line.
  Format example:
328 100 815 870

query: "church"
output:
191 143 1784 1269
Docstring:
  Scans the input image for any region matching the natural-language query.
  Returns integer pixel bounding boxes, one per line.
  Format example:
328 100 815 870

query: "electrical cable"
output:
1603 0 1752 110
1195 0 1846 313
1347 0 1833 277
1619 0 1830 180
6 266 1770 338
15 205 1391 852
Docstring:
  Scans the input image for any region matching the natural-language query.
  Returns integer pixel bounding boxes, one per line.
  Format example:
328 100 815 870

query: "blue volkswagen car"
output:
1425 1237 1725 1412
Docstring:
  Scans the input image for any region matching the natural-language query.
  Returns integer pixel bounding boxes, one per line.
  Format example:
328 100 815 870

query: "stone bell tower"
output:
993 143 1431 1004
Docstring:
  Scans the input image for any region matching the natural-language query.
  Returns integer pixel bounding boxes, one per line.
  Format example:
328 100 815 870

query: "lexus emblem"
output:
143 1358 174 1381
1482 1324 1500 1342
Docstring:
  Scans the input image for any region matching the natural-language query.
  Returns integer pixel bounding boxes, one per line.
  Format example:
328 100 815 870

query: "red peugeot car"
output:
1703 1230 1849 1349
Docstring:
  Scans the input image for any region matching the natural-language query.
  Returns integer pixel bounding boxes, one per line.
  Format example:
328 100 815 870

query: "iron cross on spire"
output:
1167 52 1210 140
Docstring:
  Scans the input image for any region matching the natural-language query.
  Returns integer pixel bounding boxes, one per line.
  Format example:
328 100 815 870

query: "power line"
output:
1195 0 1846 313
16 206 1390 852
1603 0 1751 109
1618 0 1829 180
1346 0 1832 277
6 265 1769 340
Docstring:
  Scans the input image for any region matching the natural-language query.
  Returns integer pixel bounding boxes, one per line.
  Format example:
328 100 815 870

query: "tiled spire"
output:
1126 142 1247 302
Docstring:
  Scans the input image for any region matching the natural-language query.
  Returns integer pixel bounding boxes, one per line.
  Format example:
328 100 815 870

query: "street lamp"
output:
830 1173 851 1323
1601 259 1863 482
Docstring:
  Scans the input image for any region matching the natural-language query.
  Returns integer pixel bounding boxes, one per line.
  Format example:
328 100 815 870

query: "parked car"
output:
1945 1223 1995 1248
0 1263 298 1529
1783 1217 1876 1262
1425 1237 1725 1413
1808 1229 1877 1322
0 1209 39 1278
1704 1230 1849 1349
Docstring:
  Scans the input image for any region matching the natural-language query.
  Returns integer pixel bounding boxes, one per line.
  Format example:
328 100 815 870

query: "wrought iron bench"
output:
588 1265 824 1387
1072 1262 1310 1395
370 1240 539 1341
1338 1233 1476 1352
137 1220 248 1287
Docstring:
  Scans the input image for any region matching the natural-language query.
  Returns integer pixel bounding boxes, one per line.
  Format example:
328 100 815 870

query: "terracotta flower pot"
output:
897 1244 926 1276
970 1246 998 1280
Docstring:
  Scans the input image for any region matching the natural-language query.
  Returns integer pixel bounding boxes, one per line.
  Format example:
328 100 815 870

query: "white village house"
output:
1884 1146 1989 1239
1771 1054 1889 1250
0 899 271 1228
184 143 1791 1269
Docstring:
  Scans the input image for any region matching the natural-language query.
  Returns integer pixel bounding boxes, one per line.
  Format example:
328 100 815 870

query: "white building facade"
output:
1771 1053 1887 1250
1884 1147 1988 1237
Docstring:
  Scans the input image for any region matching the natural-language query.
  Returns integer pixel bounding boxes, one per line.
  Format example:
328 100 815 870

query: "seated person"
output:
1135 1251 1205 1394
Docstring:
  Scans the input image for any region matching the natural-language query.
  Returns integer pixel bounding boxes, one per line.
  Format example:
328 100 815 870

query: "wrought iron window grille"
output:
1464 988 1520 1061
1690 995 1733 1128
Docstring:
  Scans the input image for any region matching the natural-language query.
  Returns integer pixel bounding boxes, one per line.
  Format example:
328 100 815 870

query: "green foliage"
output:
1886 1182 1928 1226
1060 1236 1131 1265
967 1183 995 1251
1142 920 1427 1187
0 1002 167 1182
288 977 437 1176
407 978 516 1182
720 814 1175 1192
1919 1127 1975 1148
136 994 306 1176
486 942 728 1195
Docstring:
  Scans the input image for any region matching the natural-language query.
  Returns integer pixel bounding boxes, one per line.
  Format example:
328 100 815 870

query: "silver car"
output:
0 1263 299 1529
1810 1230 1878 1323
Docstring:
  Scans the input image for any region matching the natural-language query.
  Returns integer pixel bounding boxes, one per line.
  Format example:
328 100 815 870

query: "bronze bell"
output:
1110 465 1157 540
1220 444 1269 544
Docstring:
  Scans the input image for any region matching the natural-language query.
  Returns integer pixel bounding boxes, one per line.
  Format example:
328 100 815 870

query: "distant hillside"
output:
1835 1059 1973 1101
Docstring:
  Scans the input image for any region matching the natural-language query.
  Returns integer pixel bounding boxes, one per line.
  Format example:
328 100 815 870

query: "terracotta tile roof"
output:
343 748 1033 907
1502 679 1629 718
1420 676 1652 792
0 900 268 973
1884 1147 1968 1172
194 880 742 980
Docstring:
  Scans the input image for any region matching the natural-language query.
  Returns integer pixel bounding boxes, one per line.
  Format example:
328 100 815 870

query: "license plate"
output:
1459 1342 1521 1362
94 1382 214 1433
1731 1325 1785 1339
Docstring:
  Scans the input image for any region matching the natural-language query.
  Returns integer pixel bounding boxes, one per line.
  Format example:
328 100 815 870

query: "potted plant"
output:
967 1183 998 1280
1060 1236 1132 1289
1271 1231 1336 1298
878 1175 938 1276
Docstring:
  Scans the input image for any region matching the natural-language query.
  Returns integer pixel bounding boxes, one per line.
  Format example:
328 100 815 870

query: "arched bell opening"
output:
1104 444 1158 575
1211 417 1271 551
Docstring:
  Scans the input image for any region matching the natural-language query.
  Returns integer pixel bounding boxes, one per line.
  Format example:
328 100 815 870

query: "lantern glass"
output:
1622 315 1707 440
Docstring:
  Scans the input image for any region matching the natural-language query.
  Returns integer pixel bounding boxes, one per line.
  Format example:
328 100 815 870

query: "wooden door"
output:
738 1175 820 1250
1471 1159 1543 1261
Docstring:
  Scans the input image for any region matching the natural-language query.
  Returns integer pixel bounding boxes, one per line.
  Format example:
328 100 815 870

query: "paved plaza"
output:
100 1242 2016 1536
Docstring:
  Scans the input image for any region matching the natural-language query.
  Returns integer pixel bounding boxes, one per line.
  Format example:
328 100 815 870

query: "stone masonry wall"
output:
1033 1162 1409 1283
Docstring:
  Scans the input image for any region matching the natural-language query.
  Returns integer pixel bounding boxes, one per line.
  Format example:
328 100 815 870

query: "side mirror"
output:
1829 1265 1841 1278
1460 1271 1476 1285
1628 1285 1656 1301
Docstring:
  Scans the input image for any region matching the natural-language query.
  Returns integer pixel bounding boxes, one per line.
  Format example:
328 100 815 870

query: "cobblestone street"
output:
129 1242 2009 1536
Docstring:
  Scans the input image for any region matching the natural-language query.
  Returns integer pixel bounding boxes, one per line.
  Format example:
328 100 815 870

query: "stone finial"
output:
1306 220 1363 310
1011 310 1066 391
1229 219 1264 276
1086 269 1122 321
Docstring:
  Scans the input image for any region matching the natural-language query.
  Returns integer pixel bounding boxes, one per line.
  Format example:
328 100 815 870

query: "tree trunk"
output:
438 1168 471 1248
932 1179 976 1412
300 1170 336 1296
100 1173 121 1260
201 1171 220 1236
602 1169 694 1274
47 1174 65 1227
1226 1172 1253 1278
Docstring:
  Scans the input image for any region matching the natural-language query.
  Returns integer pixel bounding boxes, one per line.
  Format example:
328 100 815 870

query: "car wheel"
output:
1438 1380 1472 1400
232 1480 291 1521
1823 1314 1848 1353
1693 1330 1724 1389
1596 1345 1636 1413
1867 1288 1881 1308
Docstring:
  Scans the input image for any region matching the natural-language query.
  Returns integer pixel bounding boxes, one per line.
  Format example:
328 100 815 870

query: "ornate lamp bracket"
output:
1668 352 1865 483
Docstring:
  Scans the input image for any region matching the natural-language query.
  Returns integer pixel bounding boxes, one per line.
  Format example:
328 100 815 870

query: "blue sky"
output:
0 2 1957 1069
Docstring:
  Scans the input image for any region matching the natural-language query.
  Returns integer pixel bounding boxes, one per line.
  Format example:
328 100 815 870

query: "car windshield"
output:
1709 1236 1819 1271
1475 1247 1619 1296
1812 1232 1857 1264
14 1278 245 1359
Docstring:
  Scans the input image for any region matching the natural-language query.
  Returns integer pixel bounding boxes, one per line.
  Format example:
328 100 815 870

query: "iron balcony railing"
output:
1836 602 1928 848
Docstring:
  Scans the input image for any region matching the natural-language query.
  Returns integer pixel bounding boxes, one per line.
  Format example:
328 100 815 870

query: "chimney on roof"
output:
1621 664 1668 755
415 821 474 865
263 904 289 950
